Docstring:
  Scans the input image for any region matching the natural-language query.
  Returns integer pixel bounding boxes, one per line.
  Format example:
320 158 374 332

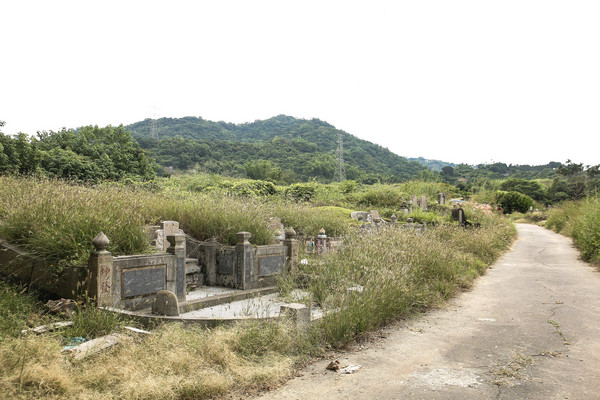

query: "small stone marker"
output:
63 333 124 360
419 196 427 210
152 290 180 316
280 303 310 331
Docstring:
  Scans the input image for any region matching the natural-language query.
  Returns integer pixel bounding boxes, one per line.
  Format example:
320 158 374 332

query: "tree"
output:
499 178 547 203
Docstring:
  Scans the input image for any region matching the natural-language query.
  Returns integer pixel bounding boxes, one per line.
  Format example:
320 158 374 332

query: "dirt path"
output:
254 224 600 399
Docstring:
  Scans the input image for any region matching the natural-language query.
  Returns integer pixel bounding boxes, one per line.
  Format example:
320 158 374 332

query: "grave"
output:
452 205 466 226
438 192 447 205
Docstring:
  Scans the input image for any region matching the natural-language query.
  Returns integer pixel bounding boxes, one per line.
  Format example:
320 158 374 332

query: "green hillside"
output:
127 115 427 183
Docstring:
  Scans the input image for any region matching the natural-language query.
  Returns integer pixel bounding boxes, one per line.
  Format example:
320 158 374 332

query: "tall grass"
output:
3 176 453 273
0 177 289 271
0 280 46 338
301 220 516 346
571 197 600 263
545 198 600 264
0 214 516 399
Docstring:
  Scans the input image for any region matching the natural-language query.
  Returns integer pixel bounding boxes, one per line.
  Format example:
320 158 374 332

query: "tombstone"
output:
156 221 184 251
438 192 446 205
452 206 466 226
268 217 285 242
419 196 427 210
411 195 418 206
152 290 179 316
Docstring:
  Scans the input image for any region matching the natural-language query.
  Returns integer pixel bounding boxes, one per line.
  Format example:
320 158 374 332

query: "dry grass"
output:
1 323 299 400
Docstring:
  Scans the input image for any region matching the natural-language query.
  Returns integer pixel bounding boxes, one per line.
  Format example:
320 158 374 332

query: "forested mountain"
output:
127 115 427 183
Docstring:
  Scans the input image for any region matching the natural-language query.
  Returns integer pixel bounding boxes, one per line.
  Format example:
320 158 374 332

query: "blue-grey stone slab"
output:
217 252 234 275
259 255 284 276
122 267 166 298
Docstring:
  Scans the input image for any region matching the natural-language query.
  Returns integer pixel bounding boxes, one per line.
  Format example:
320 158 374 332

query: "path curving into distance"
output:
255 224 600 400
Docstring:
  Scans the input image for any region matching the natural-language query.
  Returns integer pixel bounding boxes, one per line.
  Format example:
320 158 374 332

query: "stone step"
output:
185 258 200 274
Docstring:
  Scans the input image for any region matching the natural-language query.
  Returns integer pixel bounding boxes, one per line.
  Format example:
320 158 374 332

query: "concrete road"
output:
255 224 600 400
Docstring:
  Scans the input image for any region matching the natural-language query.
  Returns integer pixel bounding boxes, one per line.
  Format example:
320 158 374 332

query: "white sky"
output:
1 1 599 166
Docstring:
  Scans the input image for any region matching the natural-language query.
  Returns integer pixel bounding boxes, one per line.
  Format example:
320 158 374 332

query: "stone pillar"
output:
167 234 186 302
235 232 253 290
280 303 310 332
317 228 327 255
284 227 299 273
204 237 218 286
87 232 114 307
420 196 427 210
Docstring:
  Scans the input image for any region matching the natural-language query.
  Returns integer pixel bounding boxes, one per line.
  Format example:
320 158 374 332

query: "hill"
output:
408 157 456 172
127 115 427 183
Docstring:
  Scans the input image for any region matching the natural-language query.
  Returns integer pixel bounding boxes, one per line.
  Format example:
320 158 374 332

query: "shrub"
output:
495 191 535 214
284 183 316 201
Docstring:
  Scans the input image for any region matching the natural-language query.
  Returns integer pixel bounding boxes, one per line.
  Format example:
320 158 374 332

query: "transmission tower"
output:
335 132 346 182
150 118 159 140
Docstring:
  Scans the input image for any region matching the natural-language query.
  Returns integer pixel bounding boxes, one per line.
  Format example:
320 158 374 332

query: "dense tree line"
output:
0 123 154 182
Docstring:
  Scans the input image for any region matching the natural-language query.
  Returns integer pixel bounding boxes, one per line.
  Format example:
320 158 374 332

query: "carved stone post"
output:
167 234 186 302
87 232 114 307
235 232 253 290
204 237 218 286
284 227 299 273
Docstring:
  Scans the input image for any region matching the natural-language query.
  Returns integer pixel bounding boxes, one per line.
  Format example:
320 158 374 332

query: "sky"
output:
1 1 599 167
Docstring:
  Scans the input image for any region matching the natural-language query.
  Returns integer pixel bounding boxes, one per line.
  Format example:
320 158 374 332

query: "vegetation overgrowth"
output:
0 176 455 273
546 197 600 264
0 207 516 399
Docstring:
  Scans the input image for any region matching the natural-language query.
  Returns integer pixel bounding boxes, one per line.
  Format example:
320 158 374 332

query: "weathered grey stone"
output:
161 221 181 236
46 298 77 316
259 254 285 276
63 333 124 360
152 290 180 316
92 232 110 252
268 217 285 241
419 196 427 210
280 303 310 331
122 267 166 298
351 211 369 221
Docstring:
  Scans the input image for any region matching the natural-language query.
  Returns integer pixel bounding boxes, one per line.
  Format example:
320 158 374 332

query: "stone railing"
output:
87 229 299 310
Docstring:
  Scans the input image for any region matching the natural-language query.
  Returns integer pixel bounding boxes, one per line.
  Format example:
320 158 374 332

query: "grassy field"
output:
0 176 516 399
